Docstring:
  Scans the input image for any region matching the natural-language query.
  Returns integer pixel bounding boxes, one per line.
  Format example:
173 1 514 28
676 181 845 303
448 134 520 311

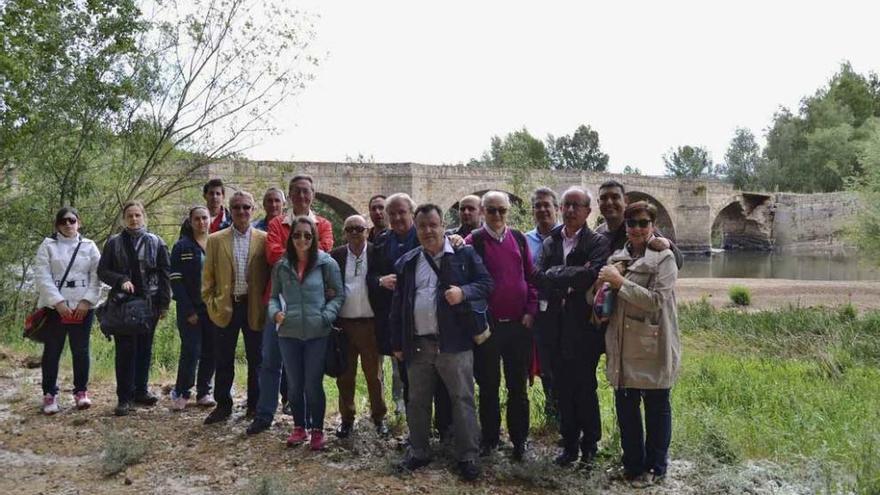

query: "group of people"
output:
34 174 681 485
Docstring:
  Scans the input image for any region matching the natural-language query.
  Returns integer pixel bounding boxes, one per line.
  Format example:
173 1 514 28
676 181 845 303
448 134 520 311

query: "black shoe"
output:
578 449 598 469
511 442 526 462
114 402 132 417
374 419 389 437
245 407 256 419
554 449 579 467
281 402 292 416
246 418 272 435
398 454 431 472
133 391 158 406
204 406 232 425
335 422 353 439
479 442 498 457
458 460 480 482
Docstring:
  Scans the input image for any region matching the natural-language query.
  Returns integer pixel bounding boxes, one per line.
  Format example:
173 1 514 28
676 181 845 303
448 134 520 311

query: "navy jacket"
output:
390 243 493 360
368 228 420 355
169 236 205 318
533 224 610 359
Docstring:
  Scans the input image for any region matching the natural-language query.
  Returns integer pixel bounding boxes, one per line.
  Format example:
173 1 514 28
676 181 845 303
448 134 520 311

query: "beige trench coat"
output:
604 246 681 390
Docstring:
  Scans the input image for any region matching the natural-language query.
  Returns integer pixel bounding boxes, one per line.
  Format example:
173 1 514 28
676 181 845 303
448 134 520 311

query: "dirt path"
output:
676 278 880 311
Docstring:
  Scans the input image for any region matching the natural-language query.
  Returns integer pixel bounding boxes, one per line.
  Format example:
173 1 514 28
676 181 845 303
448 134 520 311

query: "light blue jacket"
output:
268 251 345 340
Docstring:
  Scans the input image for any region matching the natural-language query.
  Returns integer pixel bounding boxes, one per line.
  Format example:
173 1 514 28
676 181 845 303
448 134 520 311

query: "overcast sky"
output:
247 0 880 176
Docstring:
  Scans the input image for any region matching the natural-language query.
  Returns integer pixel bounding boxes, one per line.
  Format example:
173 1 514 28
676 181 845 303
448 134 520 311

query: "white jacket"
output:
35 234 102 309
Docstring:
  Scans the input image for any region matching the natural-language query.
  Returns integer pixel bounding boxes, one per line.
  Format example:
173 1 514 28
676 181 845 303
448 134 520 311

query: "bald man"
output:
446 195 482 238
329 215 388 437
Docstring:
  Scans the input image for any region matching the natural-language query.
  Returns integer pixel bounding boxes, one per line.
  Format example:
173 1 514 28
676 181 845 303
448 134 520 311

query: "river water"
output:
679 251 880 281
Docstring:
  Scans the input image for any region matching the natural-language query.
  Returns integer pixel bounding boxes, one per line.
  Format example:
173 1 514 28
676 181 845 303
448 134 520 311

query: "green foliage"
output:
546 124 609 171
476 127 549 170
728 285 751 306
621 165 642 175
663 145 715 178
718 128 763 190
101 430 148 476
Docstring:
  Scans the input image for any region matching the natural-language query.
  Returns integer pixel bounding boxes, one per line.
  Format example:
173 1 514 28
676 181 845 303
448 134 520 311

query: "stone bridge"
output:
202 161 780 252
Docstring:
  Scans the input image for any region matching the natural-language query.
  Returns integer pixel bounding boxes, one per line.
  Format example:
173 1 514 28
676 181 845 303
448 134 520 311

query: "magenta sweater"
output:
465 230 538 321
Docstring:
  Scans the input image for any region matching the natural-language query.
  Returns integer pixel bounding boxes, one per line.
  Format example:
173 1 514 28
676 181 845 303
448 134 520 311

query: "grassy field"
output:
2 301 879 493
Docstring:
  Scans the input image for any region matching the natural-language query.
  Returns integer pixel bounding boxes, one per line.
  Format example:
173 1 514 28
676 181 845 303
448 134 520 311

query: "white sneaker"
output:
169 390 188 411
73 391 92 410
42 394 59 415
196 394 216 407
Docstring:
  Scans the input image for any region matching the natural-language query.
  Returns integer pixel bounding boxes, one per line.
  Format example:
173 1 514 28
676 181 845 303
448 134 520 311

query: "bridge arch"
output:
625 191 676 242
710 197 773 250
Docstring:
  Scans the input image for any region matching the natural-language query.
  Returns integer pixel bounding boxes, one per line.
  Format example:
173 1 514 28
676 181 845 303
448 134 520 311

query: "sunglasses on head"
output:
292 232 313 241
625 218 652 228
345 225 366 234
58 217 78 225
485 206 508 216
231 204 252 211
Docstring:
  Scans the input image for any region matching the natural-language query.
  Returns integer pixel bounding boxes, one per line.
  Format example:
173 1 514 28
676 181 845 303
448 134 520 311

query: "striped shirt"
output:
232 226 251 296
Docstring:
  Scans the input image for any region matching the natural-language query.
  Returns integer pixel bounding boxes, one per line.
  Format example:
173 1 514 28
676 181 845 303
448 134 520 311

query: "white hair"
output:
561 186 593 206
386 192 415 212
480 190 511 208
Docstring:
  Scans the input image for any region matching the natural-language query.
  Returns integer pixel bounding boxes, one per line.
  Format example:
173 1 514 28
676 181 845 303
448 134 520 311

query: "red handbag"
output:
23 240 82 343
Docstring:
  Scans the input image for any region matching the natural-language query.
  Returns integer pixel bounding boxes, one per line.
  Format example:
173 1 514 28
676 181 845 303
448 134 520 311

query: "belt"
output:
414 334 439 341
340 317 373 323
232 294 248 303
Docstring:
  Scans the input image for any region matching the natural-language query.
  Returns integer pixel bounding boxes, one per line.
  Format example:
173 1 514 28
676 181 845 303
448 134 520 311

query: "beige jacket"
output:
604 246 681 390
202 227 269 331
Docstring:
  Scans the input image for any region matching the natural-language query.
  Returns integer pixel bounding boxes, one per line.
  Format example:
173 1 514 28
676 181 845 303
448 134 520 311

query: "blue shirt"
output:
524 225 559 264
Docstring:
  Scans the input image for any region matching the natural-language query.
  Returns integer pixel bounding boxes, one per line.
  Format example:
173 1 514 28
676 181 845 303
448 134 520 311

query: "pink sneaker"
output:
73 391 92 410
309 429 325 451
42 394 59 415
286 426 308 447
169 390 187 411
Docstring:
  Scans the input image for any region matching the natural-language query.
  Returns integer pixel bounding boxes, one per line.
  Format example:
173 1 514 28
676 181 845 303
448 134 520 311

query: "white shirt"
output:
484 224 507 242
413 238 455 336
339 245 374 318
562 226 583 260
232 225 251 296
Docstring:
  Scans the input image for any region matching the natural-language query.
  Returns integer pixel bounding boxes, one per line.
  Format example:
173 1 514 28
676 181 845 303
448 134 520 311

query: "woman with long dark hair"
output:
97 200 171 417
169 206 216 410
268 216 345 450
34 207 102 414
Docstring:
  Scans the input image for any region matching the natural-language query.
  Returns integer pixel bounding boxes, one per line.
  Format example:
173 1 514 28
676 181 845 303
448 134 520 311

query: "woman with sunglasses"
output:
98 200 171 417
597 201 681 487
34 207 102 414
169 206 216 410
268 216 345 450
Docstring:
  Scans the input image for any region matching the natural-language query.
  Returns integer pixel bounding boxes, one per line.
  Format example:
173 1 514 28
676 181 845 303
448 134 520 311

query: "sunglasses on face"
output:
626 218 653 228
231 204 252 211
58 217 78 225
292 232 313 241
345 225 366 234
485 207 508 216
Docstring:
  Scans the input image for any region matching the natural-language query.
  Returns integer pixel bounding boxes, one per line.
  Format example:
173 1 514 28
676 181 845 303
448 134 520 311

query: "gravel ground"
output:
676 278 880 311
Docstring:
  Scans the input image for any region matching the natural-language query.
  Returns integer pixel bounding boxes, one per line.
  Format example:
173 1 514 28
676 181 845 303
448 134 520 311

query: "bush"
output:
728 285 751 306
101 431 148 476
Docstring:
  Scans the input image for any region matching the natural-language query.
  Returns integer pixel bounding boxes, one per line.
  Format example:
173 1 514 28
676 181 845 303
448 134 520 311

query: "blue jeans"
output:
615 388 672 476
173 309 215 399
41 310 93 395
255 318 285 423
278 336 328 430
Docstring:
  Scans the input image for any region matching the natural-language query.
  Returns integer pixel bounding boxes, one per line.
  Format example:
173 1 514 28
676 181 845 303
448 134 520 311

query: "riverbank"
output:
676 278 880 310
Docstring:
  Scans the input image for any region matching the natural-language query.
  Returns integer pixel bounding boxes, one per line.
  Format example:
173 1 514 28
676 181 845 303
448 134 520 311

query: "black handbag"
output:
324 325 348 378
96 293 154 337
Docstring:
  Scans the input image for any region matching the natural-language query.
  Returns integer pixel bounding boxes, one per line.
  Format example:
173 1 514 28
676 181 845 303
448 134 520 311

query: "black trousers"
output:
474 320 531 446
114 316 159 403
42 310 93 396
213 301 262 410
398 354 453 436
615 388 672 476
534 311 559 420
556 329 604 455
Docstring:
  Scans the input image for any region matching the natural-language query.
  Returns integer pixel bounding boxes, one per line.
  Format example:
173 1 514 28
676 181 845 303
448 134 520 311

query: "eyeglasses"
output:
345 225 366 234
231 204 252 211
625 218 652 228
291 187 312 196
58 217 78 225
562 202 588 210
292 232 313 240
485 207 508 216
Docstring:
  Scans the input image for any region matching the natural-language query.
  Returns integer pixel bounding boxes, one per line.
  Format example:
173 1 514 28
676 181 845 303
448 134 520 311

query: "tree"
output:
663 145 714 178
718 128 763 190
476 127 548 169
546 124 609 171
622 165 643 175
